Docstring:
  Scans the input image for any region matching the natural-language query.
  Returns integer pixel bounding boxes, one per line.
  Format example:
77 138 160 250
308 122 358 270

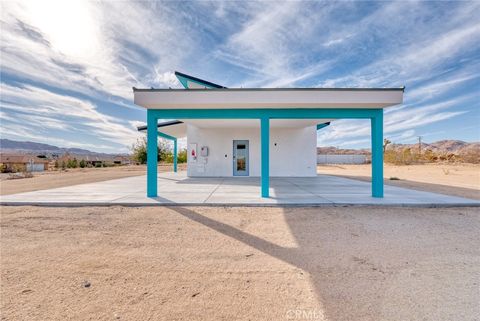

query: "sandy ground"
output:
0 164 185 196
1 205 479 321
318 163 480 200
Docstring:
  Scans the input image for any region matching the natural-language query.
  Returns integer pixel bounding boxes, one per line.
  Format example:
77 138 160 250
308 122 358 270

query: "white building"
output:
135 71 404 198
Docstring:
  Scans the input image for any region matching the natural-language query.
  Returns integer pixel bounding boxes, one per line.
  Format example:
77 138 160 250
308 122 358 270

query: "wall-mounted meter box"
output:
200 146 209 157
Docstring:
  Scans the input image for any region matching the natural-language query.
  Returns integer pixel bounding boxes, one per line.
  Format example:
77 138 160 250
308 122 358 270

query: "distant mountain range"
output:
0 139 124 157
317 140 479 155
2 138 477 158
389 140 480 154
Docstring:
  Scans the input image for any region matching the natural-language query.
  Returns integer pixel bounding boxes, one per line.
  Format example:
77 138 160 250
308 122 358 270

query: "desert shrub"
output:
95 162 102 168
460 151 480 164
8 170 33 180
22 170 33 178
79 159 86 168
164 153 174 164
384 148 417 165
73 158 78 168
131 137 174 164
422 149 437 162
177 149 187 163
131 138 147 164
384 150 402 165
160 149 187 164
402 148 414 165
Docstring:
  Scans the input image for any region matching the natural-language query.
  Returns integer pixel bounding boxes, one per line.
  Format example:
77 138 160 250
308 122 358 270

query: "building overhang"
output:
133 87 404 110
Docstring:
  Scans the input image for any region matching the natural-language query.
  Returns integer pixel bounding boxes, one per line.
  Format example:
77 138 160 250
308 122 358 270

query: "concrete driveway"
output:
1 172 479 206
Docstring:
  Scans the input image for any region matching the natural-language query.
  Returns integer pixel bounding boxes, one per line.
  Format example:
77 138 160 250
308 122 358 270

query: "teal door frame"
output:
147 108 384 198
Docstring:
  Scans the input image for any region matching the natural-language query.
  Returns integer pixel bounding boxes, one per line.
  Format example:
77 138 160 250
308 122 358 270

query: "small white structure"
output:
317 154 368 164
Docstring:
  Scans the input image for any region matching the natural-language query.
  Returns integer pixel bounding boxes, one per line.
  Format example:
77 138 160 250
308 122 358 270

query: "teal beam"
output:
146 108 379 120
371 110 384 197
147 110 158 197
157 131 178 173
157 131 176 141
261 117 270 198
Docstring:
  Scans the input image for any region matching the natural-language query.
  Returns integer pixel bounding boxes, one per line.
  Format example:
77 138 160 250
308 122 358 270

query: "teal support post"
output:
173 138 178 173
371 110 384 197
157 132 177 173
261 117 270 198
147 110 158 197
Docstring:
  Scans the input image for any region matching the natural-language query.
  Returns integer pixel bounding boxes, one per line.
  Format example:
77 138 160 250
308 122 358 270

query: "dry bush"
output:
459 151 480 164
384 148 418 165
7 170 34 180
384 147 480 165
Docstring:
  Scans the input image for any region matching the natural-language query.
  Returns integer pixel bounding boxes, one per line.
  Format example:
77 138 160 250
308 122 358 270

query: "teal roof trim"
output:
174 71 226 89
316 122 331 130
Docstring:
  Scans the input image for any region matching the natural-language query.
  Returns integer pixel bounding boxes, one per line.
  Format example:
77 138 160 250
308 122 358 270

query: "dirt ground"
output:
318 163 480 200
1 205 479 321
0 164 184 196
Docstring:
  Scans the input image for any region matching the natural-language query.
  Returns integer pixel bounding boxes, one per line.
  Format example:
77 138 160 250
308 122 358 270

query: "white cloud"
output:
153 71 180 88
314 1 480 147
214 2 335 88
0 1 193 101
318 94 473 147
0 83 143 152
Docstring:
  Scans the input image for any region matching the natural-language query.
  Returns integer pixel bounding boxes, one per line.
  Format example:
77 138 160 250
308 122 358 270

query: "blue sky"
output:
1 1 479 153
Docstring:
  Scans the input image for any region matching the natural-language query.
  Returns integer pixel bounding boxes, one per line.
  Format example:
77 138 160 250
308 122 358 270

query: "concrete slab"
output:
1 172 479 207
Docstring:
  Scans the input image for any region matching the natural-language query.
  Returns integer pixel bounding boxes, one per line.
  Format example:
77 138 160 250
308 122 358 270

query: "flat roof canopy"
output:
133 87 404 110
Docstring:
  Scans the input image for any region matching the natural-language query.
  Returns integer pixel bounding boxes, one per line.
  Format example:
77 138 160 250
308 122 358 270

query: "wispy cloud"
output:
318 94 475 147
0 83 142 152
214 2 338 87
0 1 193 99
0 1 478 151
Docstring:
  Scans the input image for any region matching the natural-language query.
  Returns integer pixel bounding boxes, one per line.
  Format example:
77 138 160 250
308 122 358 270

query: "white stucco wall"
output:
187 124 317 177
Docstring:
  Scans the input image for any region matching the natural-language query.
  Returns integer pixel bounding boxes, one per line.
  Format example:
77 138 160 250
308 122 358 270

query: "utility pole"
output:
418 136 422 155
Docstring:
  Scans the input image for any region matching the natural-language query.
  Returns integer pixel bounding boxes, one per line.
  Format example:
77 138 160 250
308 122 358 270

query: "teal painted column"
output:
147 110 158 197
173 138 178 173
371 110 384 197
157 132 177 173
261 117 270 198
